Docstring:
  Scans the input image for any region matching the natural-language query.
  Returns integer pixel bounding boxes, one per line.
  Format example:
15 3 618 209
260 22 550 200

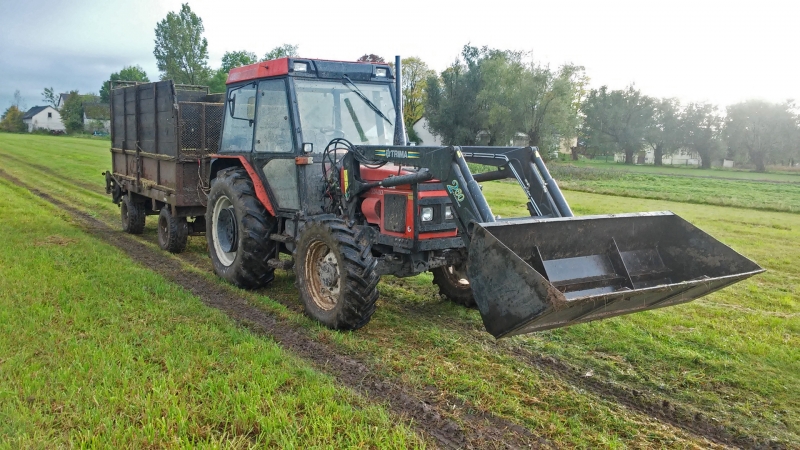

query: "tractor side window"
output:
220 85 256 152
255 79 293 153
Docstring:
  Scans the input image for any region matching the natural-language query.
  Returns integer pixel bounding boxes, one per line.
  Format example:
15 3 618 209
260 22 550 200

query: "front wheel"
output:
295 218 379 330
432 264 476 308
206 168 276 289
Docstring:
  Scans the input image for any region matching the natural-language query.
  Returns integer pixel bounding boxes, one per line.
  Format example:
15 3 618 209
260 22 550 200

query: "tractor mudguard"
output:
466 211 764 338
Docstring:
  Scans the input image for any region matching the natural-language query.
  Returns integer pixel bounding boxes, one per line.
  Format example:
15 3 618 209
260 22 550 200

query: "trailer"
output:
104 80 223 252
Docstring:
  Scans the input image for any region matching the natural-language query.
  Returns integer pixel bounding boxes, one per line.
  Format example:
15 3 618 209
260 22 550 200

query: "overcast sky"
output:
1 0 798 112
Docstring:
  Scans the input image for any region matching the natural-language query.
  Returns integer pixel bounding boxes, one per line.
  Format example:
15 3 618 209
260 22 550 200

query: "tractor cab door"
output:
249 78 301 212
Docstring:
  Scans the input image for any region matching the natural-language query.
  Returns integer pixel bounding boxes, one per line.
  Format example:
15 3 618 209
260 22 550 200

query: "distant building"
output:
412 117 442 146
615 148 701 166
82 102 111 132
21 106 65 132
56 93 70 109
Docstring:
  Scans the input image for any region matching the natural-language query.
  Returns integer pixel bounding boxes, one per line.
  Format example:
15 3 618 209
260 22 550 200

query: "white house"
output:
412 118 442 146
22 106 65 133
82 103 111 132
615 148 701 166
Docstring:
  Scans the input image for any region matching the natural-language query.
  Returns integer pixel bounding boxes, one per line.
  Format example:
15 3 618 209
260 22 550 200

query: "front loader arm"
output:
345 145 571 248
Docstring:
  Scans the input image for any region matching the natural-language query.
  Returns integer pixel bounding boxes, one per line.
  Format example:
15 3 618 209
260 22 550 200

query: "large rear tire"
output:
206 168 277 289
295 218 379 330
432 264 476 308
120 194 145 234
157 207 188 254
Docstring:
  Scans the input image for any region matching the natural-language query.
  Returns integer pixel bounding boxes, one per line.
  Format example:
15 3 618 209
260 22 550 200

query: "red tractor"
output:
106 57 763 338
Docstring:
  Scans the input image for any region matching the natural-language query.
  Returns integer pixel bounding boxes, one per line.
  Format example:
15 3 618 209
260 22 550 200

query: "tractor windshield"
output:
294 79 396 152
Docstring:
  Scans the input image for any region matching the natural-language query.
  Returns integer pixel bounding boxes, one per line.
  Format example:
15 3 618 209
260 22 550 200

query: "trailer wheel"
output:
295 219 379 330
432 264 476 308
120 194 145 234
157 207 188 253
206 168 277 289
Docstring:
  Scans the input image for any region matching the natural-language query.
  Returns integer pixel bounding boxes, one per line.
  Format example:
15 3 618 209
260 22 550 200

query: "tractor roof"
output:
226 57 395 85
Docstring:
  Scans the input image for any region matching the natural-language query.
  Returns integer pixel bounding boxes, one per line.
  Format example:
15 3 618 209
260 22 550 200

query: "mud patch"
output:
34 235 78 246
0 168 546 450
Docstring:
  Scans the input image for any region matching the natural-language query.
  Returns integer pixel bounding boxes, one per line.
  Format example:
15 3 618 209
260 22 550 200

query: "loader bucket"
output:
466 211 764 338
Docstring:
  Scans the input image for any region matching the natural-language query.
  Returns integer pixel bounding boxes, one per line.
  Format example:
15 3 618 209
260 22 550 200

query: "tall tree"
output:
424 46 487 145
153 3 210 85
222 50 258 72
99 65 150 102
208 50 259 93
724 100 799 172
59 91 85 134
0 106 26 133
401 56 435 143
263 44 299 61
42 87 58 108
357 54 385 63
581 86 655 164
644 98 683 165
682 102 723 169
12 89 25 111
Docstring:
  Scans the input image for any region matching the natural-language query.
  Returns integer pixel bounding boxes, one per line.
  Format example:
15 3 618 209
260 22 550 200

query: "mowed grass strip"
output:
4 133 797 446
565 158 800 183
547 163 800 213
0 179 424 448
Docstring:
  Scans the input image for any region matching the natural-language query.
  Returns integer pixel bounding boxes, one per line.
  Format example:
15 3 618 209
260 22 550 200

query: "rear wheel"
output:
295 218 379 330
120 194 145 234
432 264 476 308
157 207 188 253
206 168 276 289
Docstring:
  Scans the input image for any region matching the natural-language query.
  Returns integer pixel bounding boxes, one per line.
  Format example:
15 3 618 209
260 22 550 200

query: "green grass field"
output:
1 134 798 448
544 162 800 213
566 158 800 183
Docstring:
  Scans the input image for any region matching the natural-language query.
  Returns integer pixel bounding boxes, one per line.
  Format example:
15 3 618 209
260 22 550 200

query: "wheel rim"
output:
212 195 237 267
121 201 129 225
305 240 340 311
445 265 470 289
158 213 168 245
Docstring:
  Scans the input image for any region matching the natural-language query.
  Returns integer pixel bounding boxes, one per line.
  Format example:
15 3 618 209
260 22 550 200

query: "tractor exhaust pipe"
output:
394 55 407 146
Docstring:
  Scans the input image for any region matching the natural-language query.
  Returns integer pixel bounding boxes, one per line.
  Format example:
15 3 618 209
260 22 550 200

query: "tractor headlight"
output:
444 206 454 220
293 62 308 72
421 207 434 222
375 67 388 77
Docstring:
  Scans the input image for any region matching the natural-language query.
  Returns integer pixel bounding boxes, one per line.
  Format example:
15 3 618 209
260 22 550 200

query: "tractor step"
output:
268 258 294 270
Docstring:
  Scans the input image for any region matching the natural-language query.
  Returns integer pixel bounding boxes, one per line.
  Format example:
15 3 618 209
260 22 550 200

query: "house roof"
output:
83 102 110 120
58 93 70 106
22 106 51 120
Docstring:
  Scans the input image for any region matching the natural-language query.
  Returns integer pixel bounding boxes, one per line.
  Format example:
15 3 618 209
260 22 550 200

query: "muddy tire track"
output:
0 169 546 450
1 151 104 194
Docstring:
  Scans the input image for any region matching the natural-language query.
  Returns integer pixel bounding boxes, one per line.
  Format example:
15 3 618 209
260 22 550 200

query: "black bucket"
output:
466 211 764 338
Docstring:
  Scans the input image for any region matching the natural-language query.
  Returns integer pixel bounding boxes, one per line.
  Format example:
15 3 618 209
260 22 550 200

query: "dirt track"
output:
0 167 548 449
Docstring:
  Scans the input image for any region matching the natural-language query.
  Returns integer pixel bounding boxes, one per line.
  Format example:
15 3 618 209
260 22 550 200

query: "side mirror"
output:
227 93 236 117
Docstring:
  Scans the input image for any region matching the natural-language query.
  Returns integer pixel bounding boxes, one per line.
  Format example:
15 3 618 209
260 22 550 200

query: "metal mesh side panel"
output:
178 102 223 160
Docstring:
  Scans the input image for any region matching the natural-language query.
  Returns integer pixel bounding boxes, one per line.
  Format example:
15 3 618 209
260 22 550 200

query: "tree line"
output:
5 3 799 172
418 46 799 171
